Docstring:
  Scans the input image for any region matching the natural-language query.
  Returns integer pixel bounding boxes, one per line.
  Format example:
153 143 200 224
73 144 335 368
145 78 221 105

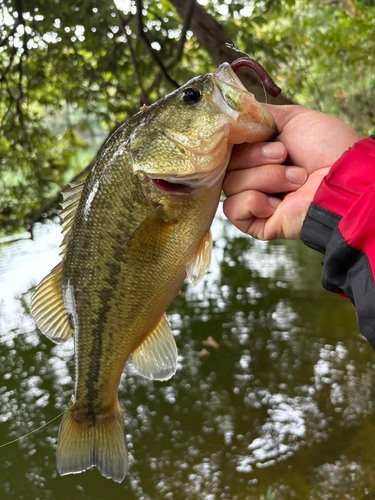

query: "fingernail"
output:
285 166 307 185
261 142 284 159
268 196 281 209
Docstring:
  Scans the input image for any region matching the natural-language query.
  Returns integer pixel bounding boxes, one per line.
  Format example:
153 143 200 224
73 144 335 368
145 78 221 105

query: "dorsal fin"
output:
30 181 85 344
186 230 212 286
60 181 85 255
132 314 178 381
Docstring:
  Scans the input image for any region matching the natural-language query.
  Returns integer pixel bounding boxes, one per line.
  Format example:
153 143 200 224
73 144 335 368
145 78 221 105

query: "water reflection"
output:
0 205 375 499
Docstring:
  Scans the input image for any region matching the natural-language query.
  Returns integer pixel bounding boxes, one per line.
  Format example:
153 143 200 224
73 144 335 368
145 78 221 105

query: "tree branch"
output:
28 155 95 235
168 0 293 104
13 0 28 126
0 77 16 133
0 44 17 83
0 17 21 48
112 1 149 105
166 0 196 69
135 0 180 89
145 0 196 95
27 117 127 233
126 35 150 105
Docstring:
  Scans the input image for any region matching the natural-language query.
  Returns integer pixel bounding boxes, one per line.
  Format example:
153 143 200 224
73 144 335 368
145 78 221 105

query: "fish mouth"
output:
213 63 248 92
147 157 228 195
211 63 278 143
150 177 193 195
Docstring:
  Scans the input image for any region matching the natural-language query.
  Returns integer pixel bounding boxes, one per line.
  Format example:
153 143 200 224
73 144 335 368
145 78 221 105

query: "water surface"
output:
1 207 375 499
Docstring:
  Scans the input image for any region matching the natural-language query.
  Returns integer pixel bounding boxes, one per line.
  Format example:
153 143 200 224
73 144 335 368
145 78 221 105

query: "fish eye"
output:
181 87 201 104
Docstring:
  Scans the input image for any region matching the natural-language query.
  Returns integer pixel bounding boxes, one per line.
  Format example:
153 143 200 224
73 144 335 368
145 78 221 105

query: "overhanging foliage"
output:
0 0 374 235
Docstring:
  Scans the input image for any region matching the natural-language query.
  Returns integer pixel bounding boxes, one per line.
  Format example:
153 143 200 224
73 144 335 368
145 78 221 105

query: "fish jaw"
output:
212 62 277 144
131 63 277 196
145 146 231 194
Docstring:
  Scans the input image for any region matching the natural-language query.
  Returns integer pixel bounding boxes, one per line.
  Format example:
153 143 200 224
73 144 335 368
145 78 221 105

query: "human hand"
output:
223 105 362 240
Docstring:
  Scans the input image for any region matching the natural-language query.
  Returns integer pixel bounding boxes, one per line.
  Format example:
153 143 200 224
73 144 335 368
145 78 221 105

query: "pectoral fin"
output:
186 230 212 286
123 205 174 261
132 314 178 381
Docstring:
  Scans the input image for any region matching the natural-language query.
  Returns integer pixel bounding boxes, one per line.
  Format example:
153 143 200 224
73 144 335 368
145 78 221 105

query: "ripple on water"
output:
0 213 375 499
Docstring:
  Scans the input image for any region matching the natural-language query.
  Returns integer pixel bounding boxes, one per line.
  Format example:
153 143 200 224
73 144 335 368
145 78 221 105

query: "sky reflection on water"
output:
1 205 375 499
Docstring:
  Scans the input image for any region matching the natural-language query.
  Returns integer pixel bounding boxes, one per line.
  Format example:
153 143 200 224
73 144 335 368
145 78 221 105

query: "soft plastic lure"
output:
231 57 282 98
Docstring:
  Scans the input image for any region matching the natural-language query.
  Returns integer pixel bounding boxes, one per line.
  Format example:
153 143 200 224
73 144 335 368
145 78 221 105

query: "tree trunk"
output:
169 0 292 104
29 2 292 231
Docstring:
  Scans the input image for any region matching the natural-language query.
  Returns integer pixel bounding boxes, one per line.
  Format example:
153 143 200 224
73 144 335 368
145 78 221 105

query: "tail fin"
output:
56 401 128 483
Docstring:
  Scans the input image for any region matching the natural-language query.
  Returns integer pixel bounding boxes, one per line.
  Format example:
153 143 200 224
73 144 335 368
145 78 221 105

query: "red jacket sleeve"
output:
301 137 375 349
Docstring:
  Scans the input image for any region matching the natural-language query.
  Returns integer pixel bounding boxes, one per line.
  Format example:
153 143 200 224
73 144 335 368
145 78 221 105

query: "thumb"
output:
263 104 310 133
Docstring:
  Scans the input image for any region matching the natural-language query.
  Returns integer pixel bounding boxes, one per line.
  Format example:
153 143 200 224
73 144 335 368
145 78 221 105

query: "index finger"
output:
229 141 287 171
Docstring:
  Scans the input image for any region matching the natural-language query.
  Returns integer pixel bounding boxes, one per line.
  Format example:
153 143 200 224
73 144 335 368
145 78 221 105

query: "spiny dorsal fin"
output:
30 181 85 344
60 181 85 256
132 314 178 381
186 230 212 286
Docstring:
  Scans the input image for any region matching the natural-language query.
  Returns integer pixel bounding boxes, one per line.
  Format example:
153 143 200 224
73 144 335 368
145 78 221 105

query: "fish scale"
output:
30 61 277 482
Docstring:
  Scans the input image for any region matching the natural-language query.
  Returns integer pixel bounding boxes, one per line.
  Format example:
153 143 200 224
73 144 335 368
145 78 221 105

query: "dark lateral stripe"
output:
84 261 123 420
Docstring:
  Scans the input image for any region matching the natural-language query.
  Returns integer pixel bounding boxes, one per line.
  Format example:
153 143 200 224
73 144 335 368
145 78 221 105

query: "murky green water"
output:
1 206 375 500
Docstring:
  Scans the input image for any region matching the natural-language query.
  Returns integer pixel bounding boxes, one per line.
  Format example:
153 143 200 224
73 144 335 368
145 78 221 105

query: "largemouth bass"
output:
30 62 277 482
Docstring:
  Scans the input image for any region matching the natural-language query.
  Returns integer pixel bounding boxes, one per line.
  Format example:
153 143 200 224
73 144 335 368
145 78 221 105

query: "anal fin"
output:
132 314 178 381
